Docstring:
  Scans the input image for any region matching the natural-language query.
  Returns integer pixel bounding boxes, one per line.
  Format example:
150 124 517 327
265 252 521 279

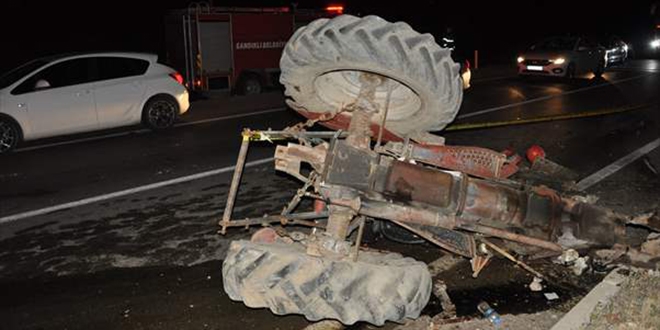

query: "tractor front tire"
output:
222 240 432 325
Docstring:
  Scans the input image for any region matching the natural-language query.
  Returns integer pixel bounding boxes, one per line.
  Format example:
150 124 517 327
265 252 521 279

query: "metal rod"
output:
480 238 545 279
221 212 329 229
250 130 348 141
282 173 316 216
390 220 473 257
182 16 191 87
220 133 251 234
375 82 393 148
458 222 563 252
352 217 366 262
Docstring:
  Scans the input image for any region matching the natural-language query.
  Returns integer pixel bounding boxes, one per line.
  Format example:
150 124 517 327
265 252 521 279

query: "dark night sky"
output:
0 0 657 73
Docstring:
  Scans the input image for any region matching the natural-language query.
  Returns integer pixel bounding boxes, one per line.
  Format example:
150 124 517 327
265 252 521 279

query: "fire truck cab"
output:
165 4 341 95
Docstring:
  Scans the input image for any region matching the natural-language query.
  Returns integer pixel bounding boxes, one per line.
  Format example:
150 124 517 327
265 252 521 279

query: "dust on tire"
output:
279 15 463 136
223 240 432 325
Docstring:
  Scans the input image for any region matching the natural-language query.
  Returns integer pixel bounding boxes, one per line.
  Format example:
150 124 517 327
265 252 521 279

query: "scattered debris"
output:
571 257 590 276
477 301 503 328
641 237 660 257
556 249 579 265
544 292 559 301
529 276 544 292
432 278 457 319
629 209 660 231
625 248 660 269
593 245 627 267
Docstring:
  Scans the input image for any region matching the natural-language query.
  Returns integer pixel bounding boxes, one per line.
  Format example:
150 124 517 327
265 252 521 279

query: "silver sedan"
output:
517 36 606 79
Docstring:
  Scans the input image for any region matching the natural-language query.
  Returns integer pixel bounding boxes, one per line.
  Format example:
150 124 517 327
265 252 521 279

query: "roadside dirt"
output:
583 269 660 330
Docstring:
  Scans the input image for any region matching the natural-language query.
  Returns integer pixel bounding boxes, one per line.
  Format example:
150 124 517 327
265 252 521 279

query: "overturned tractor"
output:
219 15 636 325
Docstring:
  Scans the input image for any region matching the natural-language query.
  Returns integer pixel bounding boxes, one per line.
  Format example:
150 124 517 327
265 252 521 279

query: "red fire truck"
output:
165 3 342 95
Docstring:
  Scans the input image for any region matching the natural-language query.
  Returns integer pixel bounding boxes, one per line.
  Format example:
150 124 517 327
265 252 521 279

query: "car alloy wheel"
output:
147 99 177 129
0 120 19 153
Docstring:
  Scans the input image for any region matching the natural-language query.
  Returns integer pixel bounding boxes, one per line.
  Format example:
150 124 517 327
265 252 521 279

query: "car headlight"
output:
517 56 525 63
651 39 660 49
552 58 566 65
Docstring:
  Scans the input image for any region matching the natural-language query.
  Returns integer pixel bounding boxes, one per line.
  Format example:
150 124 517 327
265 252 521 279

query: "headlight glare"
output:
553 58 566 65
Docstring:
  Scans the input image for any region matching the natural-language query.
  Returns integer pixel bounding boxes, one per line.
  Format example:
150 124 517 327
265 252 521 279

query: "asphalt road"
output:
1 60 659 329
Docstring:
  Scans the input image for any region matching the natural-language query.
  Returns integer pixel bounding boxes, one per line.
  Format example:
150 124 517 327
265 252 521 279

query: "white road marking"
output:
457 74 649 120
0 157 274 224
16 107 287 152
575 137 660 191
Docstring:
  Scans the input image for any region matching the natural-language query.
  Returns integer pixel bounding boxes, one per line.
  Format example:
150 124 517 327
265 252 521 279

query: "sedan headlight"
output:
651 39 660 49
552 58 566 65
517 56 525 63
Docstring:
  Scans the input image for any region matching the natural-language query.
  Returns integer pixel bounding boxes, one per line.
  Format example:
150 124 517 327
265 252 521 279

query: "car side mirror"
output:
34 79 51 90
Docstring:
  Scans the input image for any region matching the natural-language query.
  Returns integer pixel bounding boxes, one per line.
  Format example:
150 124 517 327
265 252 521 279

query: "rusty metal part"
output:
389 220 474 258
432 278 457 319
460 178 527 225
294 110 403 143
470 254 491 278
344 72 382 149
220 131 251 234
383 161 455 208
393 143 519 179
275 143 327 181
629 210 660 231
313 200 327 214
324 141 378 192
306 232 353 257
245 129 347 142
564 202 628 246
480 238 546 279
356 199 457 229
346 107 375 149
459 222 563 251
220 212 328 229
326 205 355 240
352 217 366 262
375 82 394 148
282 172 318 216
251 227 282 244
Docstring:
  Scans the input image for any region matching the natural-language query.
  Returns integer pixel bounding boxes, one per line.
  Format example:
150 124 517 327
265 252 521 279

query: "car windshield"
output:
533 37 578 51
0 59 51 89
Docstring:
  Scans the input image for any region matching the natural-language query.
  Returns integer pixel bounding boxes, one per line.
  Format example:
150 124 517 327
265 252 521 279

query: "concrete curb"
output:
550 268 628 330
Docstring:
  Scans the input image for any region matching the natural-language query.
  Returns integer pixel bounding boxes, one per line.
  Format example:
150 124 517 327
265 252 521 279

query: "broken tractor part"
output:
219 14 634 326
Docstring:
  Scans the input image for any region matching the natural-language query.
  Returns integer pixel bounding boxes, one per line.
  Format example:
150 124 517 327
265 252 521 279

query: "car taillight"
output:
170 72 184 85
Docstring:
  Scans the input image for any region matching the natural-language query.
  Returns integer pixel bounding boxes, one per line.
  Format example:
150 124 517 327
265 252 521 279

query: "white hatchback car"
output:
0 52 189 153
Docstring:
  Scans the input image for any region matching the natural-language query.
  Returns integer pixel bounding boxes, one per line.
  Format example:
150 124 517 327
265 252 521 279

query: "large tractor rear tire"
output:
280 15 463 136
222 240 432 325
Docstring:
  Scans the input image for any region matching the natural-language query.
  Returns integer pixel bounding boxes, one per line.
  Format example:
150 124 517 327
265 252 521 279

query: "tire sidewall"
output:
280 15 463 136
283 61 463 135
0 118 21 154
142 96 179 130
236 74 263 95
